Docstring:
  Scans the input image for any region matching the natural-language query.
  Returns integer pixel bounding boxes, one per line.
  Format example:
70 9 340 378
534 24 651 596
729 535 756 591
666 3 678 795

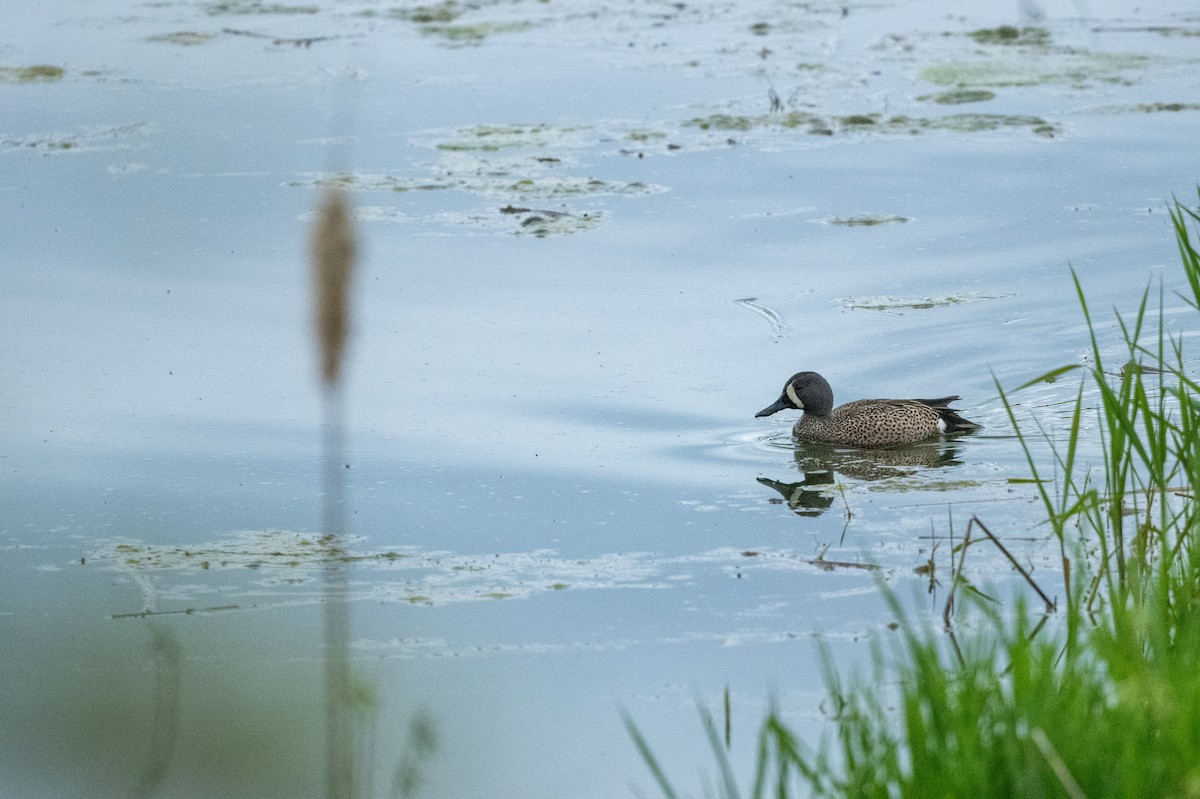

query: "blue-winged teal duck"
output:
756 371 980 448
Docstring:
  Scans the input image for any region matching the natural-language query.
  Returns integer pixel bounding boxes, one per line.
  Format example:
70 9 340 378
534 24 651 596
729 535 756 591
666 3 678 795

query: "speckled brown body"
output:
756 371 980 449
793 398 969 447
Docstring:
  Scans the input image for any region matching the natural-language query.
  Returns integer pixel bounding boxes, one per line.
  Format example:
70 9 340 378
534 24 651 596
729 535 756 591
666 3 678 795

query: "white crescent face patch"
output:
785 382 804 409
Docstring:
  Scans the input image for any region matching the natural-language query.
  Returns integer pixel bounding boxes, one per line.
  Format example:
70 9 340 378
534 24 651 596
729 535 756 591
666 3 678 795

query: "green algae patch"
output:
1092 101 1200 115
503 176 656 199
842 291 1011 313
96 535 824 612
435 123 588 152
839 114 877 126
384 1 461 23
302 164 662 201
844 112 1055 137
204 1 318 14
968 26 1050 46
924 61 1039 87
147 31 218 46
926 89 996 105
871 113 1057 137
925 113 1057 136
513 208 605 237
0 122 150 154
296 164 638 236
420 20 534 44
1154 27 1200 37
922 52 1151 90
0 65 65 84
299 172 456 193
1131 102 1200 113
685 109 1053 140
825 214 909 227
94 530 361 571
687 114 755 131
686 111 828 135
625 128 667 142
867 477 986 493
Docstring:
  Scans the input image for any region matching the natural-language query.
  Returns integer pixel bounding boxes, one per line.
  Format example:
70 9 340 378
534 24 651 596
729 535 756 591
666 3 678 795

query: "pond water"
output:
3 0 1200 796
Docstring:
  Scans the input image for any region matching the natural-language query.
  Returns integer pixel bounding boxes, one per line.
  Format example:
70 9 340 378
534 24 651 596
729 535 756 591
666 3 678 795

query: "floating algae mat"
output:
93 531 841 609
146 31 219 46
684 110 1057 138
203 1 319 14
967 26 1052 46
823 214 910 227
924 89 997 105
0 65 65 83
841 292 1012 312
433 122 594 152
921 51 1153 89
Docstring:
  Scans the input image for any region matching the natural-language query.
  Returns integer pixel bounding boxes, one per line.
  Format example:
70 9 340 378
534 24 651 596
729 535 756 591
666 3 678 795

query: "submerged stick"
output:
971 515 1057 613
942 518 974 630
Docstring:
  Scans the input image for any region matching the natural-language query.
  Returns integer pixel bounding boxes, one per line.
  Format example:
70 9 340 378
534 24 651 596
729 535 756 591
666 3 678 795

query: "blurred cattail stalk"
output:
313 187 357 387
311 186 358 799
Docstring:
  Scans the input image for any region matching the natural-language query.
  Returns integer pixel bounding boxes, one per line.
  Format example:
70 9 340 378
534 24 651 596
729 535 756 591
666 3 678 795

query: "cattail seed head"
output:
311 187 357 386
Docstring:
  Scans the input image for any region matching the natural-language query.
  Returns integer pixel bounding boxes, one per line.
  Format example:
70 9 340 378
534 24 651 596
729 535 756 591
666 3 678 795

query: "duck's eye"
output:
785 382 803 408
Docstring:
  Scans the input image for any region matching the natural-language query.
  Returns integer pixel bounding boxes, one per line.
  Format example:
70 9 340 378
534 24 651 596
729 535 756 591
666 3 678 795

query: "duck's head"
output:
755 371 834 418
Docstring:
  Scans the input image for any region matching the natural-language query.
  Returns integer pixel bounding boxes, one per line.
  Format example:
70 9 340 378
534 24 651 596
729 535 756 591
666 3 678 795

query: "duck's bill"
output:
755 399 790 418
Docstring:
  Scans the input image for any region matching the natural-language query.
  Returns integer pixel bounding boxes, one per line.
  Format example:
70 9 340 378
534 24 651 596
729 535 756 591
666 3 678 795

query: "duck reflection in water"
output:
757 439 971 517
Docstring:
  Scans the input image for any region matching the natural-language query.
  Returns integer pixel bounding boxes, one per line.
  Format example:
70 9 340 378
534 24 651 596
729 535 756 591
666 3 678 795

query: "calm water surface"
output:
2 0 1199 796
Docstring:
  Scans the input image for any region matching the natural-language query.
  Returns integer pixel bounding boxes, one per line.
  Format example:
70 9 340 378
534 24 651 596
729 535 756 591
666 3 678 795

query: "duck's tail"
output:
913 396 982 433
938 406 983 433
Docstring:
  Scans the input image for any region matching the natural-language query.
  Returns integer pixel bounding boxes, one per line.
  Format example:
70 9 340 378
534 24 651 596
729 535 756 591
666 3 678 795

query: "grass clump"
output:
629 194 1200 797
